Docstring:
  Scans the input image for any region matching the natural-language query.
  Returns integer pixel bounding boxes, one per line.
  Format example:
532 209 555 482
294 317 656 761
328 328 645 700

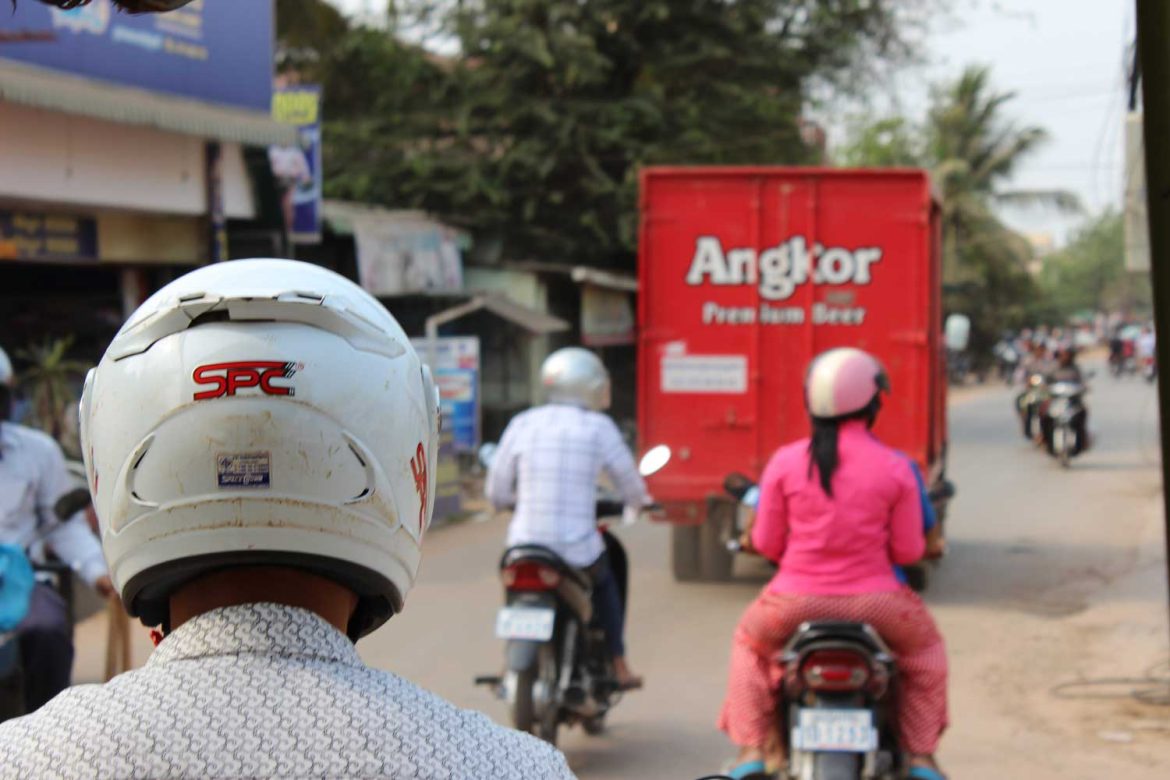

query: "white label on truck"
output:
661 355 748 394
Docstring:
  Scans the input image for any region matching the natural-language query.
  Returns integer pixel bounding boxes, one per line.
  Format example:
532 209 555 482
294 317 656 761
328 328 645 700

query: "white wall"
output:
0 102 254 219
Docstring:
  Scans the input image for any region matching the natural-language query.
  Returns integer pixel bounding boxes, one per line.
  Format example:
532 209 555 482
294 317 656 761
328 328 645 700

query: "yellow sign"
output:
272 89 320 126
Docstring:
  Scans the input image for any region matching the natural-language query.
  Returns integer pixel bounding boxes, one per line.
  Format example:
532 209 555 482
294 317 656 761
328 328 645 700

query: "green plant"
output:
16 336 89 455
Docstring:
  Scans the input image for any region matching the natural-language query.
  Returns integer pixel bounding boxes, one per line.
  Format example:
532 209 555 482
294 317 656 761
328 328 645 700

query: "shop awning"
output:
425 293 569 337
0 60 296 147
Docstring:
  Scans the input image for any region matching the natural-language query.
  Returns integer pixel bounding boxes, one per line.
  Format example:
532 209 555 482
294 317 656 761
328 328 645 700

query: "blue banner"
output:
0 210 97 261
271 85 322 244
0 0 273 111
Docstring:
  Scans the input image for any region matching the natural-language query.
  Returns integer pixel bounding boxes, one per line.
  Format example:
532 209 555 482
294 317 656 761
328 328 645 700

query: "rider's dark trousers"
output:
16 583 72 712
589 552 625 658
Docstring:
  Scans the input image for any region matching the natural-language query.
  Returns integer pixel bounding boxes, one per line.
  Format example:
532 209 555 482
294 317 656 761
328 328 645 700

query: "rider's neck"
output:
168 566 358 634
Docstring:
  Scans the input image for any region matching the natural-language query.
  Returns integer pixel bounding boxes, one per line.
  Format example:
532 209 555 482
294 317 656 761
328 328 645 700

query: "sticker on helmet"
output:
410 442 428 531
217 452 272 488
193 361 299 400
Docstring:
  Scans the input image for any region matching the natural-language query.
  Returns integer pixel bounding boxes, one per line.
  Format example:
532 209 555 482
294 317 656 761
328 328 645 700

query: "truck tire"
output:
672 523 703 582
700 498 735 582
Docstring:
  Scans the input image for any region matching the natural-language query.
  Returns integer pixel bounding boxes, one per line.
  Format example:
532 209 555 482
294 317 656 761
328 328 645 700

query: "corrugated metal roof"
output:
0 59 296 147
424 293 569 335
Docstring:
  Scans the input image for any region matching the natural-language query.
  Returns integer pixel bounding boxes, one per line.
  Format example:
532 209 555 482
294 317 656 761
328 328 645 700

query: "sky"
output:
330 0 1133 246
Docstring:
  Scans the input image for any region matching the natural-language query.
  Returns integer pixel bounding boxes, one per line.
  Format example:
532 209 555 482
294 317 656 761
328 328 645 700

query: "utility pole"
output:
1135 0 1170 645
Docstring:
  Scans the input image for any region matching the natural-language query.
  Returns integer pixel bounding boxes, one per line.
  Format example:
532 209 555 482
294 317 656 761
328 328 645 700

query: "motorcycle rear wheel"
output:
812 750 861 779
536 645 560 746
511 666 538 734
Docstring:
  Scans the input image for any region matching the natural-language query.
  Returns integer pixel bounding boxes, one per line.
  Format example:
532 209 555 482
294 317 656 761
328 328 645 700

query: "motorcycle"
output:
992 340 1020 385
722 472 944 778
475 445 670 745
1040 380 1089 468
0 485 87 722
1014 372 1047 442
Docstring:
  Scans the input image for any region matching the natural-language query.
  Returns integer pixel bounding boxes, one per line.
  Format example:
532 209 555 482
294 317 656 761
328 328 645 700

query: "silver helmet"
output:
540 347 610 410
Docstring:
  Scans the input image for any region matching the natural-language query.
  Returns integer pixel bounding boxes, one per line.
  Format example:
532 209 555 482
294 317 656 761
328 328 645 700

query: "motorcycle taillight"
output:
800 649 871 692
502 562 561 591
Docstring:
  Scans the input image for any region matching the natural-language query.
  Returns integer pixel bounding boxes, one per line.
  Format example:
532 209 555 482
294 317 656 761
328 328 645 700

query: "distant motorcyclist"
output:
719 348 948 780
486 347 648 690
1040 347 1090 456
0 345 114 714
0 262 573 779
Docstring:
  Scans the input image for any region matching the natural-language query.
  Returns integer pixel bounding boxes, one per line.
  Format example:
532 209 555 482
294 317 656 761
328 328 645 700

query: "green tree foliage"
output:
301 0 931 269
840 65 1079 360
1039 211 1151 320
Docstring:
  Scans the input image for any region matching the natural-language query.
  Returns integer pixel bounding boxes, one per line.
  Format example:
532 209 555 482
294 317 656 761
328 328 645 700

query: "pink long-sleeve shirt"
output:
751 420 925 595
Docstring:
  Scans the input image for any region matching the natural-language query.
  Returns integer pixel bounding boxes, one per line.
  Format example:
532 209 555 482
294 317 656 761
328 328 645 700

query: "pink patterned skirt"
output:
718 587 948 755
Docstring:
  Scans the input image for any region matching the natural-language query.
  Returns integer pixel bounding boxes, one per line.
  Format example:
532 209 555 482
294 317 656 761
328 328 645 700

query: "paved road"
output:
74 366 1170 778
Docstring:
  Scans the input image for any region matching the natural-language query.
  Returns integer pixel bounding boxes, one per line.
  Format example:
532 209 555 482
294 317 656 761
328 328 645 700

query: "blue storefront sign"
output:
411 337 481 454
0 210 97 261
271 85 322 244
0 0 273 111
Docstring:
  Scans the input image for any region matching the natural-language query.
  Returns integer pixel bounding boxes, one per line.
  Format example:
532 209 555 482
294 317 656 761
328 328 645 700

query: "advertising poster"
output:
270 85 323 244
411 336 481 454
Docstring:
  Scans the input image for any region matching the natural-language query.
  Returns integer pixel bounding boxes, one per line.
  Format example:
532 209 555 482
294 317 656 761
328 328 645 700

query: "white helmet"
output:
80 259 440 639
0 345 11 387
541 347 610 410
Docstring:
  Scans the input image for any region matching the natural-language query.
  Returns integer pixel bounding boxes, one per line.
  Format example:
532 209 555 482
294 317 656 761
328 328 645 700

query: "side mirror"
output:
638 444 672 477
478 442 498 469
945 314 971 352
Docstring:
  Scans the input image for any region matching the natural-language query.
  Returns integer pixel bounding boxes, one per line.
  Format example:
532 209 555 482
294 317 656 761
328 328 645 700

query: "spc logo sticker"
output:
192 361 299 400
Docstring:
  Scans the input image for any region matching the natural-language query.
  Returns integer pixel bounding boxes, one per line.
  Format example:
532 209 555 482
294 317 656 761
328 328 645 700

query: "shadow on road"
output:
927 537 1143 615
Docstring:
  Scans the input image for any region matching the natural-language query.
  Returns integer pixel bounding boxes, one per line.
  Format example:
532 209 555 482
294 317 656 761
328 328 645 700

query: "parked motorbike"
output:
1040 380 1089 468
475 445 669 745
0 485 87 722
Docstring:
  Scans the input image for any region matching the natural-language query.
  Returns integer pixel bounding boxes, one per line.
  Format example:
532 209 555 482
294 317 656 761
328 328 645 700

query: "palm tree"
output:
927 65 1081 281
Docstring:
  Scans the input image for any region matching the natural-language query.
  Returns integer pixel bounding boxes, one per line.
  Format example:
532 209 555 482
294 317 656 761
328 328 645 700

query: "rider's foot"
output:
908 754 947 780
613 656 643 690
726 747 769 779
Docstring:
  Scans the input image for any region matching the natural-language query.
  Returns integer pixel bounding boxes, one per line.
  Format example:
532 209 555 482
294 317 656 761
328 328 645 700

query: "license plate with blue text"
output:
792 709 878 753
494 607 555 641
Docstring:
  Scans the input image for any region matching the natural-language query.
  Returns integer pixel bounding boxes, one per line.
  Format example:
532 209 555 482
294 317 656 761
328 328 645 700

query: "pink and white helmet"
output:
805 348 890 419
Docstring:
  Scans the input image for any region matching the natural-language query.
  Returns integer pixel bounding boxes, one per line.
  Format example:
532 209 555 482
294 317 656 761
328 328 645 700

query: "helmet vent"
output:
347 442 367 468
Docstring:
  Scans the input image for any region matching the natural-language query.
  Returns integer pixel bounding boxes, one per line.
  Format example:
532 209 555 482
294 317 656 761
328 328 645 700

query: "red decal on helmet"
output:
192 361 297 400
410 442 428 532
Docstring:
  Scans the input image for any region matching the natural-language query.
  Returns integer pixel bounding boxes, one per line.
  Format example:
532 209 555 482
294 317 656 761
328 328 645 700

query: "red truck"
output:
637 167 951 583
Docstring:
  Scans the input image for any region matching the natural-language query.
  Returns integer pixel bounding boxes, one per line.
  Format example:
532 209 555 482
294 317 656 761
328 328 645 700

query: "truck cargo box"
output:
637 167 946 533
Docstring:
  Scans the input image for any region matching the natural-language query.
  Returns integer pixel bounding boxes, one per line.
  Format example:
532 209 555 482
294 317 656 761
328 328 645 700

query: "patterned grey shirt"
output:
0 603 575 779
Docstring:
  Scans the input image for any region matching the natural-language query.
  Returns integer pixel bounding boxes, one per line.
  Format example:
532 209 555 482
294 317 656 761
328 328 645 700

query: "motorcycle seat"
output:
785 621 891 656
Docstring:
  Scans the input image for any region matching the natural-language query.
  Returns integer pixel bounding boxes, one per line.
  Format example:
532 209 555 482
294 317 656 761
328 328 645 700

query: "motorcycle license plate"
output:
792 709 877 753
495 607 555 641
